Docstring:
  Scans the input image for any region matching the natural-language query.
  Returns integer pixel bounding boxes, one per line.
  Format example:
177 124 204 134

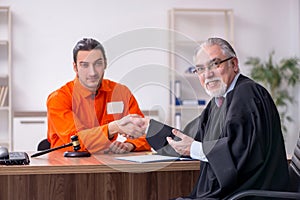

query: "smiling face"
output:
73 49 106 92
194 44 239 97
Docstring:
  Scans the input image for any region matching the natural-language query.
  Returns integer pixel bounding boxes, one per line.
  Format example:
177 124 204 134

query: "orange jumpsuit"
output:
47 78 151 153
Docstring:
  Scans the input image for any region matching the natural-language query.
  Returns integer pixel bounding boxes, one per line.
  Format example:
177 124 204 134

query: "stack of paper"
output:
115 154 193 163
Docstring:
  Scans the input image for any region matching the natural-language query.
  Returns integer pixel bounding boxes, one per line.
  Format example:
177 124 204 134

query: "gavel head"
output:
70 135 81 151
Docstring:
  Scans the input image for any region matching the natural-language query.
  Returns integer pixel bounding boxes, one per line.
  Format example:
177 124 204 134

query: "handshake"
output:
108 114 150 139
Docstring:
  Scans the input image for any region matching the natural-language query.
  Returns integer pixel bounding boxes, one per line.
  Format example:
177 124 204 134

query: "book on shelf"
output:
175 80 181 98
0 86 4 101
180 99 206 106
181 99 198 105
0 85 8 107
175 112 181 130
174 80 181 105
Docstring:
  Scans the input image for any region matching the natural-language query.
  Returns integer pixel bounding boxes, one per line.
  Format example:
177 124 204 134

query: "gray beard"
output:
205 80 227 98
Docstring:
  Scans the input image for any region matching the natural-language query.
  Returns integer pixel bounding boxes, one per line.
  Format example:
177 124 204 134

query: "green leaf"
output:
245 51 300 134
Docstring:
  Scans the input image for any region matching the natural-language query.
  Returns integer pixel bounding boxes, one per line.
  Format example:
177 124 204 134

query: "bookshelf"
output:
0 6 12 149
168 8 234 129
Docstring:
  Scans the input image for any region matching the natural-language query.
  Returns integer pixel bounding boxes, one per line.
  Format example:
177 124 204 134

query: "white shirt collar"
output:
224 73 240 98
214 73 240 105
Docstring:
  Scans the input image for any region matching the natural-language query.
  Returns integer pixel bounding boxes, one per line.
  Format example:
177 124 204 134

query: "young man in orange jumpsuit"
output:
47 38 150 153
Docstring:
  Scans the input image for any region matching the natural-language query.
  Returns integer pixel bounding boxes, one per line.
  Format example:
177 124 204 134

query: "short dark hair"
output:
73 38 107 65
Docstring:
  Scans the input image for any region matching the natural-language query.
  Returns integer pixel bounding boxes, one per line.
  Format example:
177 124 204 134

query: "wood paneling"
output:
0 151 200 200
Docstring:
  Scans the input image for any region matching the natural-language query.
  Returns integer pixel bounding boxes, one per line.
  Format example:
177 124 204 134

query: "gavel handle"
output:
31 143 73 158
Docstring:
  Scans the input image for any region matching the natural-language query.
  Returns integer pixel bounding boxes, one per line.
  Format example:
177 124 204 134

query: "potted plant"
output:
245 51 300 133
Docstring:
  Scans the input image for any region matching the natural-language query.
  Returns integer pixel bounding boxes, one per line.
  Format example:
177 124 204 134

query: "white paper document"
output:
115 154 193 163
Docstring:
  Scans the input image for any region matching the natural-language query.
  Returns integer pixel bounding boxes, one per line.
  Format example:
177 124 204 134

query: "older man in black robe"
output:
162 37 289 199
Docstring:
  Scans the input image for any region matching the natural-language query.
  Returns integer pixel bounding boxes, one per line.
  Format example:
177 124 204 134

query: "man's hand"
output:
166 129 194 156
105 141 134 154
108 114 147 139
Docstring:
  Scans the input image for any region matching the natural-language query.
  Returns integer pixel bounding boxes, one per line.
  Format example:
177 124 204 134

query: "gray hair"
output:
194 37 236 60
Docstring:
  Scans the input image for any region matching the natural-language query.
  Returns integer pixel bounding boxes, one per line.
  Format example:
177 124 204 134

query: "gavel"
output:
31 135 90 158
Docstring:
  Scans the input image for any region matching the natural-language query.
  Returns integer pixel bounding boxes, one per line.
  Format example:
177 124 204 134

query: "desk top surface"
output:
0 151 200 175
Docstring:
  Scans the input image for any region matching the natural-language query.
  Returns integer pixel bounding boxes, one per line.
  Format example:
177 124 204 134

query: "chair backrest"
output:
289 137 300 192
37 138 51 151
227 136 300 200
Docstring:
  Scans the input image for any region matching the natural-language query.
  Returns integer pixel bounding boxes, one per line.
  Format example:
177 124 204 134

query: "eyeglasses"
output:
193 56 234 75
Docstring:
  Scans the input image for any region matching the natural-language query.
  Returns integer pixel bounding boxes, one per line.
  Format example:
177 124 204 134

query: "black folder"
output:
146 119 176 151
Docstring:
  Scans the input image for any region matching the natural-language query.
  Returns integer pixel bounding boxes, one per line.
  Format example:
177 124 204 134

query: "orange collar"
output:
73 78 112 98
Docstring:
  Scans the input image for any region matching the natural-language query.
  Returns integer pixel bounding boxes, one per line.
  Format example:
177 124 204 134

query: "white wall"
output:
1 0 300 154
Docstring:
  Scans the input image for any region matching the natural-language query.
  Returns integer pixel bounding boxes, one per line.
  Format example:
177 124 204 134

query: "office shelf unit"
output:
0 7 12 149
168 8 234 129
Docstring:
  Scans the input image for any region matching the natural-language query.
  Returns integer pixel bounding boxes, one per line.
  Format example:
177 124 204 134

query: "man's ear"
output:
232 57 239 73
73 62 78 73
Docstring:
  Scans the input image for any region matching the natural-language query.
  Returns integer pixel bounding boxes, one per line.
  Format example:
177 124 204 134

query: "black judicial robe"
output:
161 75 289 200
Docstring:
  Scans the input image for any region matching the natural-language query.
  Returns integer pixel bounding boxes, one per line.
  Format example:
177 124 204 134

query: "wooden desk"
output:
0 151 200 200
